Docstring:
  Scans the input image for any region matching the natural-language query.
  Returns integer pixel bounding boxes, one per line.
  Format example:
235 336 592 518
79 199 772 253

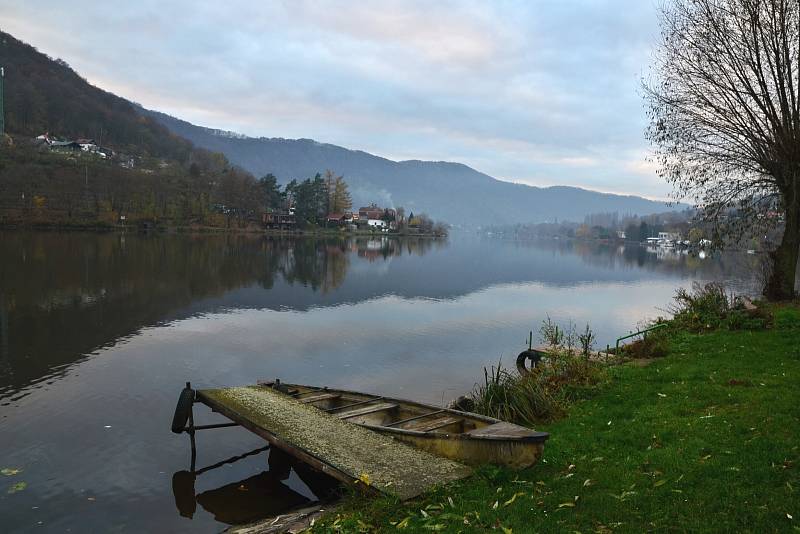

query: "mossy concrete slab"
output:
197 386 471 500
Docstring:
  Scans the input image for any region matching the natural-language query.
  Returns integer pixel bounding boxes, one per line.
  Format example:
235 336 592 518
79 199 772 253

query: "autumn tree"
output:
332 175 352 213
322 169 337 214
645 0 800 299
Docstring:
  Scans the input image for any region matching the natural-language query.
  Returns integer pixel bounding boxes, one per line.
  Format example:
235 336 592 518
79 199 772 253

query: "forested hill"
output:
145 110 677 227
0 31 257 229
0 31 194 162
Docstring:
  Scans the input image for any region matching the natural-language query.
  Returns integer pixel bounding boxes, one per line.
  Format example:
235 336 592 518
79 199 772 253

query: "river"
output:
0 231 761 532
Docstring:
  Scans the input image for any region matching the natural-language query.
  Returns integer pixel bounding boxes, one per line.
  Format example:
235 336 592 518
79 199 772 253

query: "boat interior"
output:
262 382 488 435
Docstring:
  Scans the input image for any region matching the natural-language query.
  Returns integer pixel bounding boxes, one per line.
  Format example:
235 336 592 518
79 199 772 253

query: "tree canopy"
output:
645 0 800 299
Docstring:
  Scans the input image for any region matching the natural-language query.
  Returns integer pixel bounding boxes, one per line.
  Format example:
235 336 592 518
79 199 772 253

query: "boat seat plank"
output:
196 387 471 500
324 396 382 412
299 393 341 404
336 402 398 419
406 416 462 432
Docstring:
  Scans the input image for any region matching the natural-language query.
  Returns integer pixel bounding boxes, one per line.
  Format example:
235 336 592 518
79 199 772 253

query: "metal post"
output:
187 381 197 471
0 66 5 137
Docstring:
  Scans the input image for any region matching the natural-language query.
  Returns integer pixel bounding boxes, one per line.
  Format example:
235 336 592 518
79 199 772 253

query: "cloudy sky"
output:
1 1 668 198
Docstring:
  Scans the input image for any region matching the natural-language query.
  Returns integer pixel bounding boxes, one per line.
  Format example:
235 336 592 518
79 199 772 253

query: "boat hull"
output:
264 382 549 470
365 425 545 469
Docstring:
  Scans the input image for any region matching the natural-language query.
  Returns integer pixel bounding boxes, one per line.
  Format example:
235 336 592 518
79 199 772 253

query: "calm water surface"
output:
0 232 760 532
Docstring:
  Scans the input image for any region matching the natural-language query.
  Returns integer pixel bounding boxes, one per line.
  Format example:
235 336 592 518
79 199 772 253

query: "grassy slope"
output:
315 310 800 532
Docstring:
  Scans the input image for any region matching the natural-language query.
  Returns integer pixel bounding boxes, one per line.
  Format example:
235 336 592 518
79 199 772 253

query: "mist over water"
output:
0 232 760 532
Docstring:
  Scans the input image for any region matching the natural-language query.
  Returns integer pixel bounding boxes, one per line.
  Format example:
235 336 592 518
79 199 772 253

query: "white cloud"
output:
0 0 670 197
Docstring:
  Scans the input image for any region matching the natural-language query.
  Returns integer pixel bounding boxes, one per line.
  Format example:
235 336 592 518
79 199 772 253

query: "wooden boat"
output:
261 381 549 469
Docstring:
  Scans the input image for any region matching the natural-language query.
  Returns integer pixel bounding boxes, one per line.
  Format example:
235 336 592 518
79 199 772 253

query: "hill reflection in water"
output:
0 231 760 533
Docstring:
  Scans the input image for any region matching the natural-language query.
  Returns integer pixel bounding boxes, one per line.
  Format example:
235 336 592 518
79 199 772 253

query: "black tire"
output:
516 349 543 376
171 386 195 434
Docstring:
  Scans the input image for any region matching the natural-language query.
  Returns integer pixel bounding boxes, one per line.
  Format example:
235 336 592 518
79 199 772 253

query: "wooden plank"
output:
336 402 398 420
299 392 341 404
324 397 383 412
387 409 446 428
408 417 462 432
196 386 471 500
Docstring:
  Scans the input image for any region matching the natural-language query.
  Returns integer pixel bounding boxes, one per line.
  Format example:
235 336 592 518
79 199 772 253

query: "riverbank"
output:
0 222 447 238
311 303 800 532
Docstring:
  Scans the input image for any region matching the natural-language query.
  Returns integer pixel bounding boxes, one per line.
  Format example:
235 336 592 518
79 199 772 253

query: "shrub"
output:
469 346 609 427
669 282 768 332
542 347 609 400
620 329 670 359
540 315 564 348
578 323 596 359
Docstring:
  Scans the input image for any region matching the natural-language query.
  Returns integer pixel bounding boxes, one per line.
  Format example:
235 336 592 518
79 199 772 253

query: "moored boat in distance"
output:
261 381 549 469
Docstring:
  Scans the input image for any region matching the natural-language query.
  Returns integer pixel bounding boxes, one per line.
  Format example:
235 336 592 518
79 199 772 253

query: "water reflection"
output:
0 232 761 400
0 232 443 396
0 231 760 533
171 445 339 525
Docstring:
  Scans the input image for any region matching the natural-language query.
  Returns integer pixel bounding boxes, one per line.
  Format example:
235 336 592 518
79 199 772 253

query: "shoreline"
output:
0 223 448 238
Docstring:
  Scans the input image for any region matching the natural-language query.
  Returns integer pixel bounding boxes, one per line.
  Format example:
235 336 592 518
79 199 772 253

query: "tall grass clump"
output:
469 320 609 427
470 361 564 427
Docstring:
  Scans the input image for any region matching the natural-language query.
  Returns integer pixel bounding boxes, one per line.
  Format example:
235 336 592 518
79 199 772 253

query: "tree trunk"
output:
764 192 799 301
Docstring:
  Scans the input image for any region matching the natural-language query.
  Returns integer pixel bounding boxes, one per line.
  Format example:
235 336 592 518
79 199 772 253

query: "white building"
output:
658 231 681 242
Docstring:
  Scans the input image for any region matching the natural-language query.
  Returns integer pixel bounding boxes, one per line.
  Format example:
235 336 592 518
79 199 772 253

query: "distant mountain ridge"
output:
0 28 675 229
145 109 676 227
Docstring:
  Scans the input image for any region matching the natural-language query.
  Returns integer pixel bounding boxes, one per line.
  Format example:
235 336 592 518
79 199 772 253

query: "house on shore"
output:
263 211 296 229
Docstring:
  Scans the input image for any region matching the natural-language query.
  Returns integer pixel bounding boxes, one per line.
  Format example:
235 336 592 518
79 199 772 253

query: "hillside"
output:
0 28 676 229
0 31 196 162
145 110 676 227
0 31 257 229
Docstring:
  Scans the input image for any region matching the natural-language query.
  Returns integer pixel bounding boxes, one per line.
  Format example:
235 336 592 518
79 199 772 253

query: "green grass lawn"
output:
313 308 800 533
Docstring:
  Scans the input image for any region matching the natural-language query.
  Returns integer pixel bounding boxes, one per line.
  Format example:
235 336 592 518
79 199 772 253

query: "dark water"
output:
0 231 760 532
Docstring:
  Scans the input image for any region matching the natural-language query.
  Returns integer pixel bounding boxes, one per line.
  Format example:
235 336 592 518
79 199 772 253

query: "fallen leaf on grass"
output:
393 516 411 529
492 500 499 510
558 502 576 508
504 492 526 506
653 479 667 487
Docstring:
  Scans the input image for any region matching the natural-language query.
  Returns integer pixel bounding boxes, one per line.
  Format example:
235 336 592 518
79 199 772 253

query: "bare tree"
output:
645 0 800 299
